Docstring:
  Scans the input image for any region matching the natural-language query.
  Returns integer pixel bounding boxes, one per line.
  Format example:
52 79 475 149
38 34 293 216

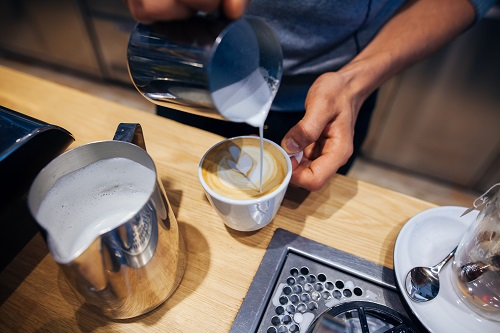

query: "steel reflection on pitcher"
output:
28 124 186 319
127 14 283 124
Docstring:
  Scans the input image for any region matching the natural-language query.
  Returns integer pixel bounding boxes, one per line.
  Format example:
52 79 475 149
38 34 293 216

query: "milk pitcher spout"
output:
28 123 186 319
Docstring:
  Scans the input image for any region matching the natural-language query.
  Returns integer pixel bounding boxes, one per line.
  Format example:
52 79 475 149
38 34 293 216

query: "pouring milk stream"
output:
127 16 290 193
212 67 280 192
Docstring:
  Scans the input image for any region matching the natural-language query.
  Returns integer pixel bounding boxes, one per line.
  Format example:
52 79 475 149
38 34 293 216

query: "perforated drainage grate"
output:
230 229 426 333
263 253 384 333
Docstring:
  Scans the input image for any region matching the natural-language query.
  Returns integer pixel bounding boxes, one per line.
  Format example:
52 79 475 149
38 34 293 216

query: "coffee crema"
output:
201 137 287 200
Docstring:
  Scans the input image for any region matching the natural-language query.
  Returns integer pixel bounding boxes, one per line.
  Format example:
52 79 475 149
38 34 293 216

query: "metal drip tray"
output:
230 229 426 333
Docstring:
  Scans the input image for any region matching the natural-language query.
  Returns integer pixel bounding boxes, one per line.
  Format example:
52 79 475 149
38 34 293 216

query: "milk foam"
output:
212 68 277 128
212 67 280 194
36 157 156 263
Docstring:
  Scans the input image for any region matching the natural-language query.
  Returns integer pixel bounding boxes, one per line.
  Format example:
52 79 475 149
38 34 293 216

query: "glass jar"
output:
451 183 500 321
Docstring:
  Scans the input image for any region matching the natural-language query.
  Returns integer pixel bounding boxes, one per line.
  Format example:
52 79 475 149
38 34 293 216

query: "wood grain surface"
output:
0 66 435 332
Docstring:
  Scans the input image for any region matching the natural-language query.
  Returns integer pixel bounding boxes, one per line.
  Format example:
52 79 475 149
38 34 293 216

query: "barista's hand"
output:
282 72 364 192
281 0 475 192
125 0 249 23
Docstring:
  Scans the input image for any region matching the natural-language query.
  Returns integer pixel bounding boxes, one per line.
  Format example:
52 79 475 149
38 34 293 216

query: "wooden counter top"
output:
0 65 434 332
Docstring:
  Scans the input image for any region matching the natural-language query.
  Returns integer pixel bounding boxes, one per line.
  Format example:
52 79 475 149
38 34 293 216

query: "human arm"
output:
283 0 477 191
125 0 248 22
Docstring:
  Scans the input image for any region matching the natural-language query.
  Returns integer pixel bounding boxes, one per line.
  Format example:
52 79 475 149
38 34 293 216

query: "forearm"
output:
338 0 476 110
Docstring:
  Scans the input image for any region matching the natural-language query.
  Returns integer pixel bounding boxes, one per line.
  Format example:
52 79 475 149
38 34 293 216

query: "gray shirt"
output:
246 0 496 111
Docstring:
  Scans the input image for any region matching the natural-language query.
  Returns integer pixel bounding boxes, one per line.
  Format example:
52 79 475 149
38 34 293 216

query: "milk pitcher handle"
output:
113 123 147 150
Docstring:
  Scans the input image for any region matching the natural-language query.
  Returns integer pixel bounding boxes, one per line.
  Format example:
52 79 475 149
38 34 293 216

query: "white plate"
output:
394 206 500 332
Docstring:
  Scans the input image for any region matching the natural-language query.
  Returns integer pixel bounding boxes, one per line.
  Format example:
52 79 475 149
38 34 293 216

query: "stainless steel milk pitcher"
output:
127 14 283 122
28 123 186 319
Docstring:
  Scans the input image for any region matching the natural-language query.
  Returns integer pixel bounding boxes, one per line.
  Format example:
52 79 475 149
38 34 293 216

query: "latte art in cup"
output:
201 137 287 200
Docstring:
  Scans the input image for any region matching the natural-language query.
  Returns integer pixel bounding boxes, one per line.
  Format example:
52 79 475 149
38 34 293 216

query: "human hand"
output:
125 0 249 23
281 72 366 192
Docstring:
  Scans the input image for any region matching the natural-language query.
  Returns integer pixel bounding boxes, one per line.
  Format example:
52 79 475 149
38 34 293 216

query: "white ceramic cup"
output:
199 136 293 231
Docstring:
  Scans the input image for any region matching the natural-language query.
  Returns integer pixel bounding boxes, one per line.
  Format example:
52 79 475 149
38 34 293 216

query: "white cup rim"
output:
198 136 292 205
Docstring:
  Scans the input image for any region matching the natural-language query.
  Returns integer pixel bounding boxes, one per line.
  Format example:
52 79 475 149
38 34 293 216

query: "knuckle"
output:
306 174 328 192
307 182 324 192
294 121 319 145
342 145 354 164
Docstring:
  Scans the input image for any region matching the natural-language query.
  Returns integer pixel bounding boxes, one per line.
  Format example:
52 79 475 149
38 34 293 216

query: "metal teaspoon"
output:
404 246 457 302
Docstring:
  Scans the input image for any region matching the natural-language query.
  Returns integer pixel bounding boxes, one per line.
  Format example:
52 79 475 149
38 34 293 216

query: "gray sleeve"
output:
469 0 497 23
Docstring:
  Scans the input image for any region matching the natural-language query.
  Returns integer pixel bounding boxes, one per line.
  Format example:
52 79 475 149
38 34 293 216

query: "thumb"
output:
281 117 323 154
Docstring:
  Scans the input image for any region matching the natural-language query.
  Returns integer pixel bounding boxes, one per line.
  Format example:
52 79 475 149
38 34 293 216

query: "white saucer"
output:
394 206 500 332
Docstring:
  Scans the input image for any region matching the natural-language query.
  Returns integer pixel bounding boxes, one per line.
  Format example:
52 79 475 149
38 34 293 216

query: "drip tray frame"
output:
230 228 426 333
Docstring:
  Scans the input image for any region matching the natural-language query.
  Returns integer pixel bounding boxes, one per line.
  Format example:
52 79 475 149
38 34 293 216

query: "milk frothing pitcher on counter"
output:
127 13 283 124
28 123 186 319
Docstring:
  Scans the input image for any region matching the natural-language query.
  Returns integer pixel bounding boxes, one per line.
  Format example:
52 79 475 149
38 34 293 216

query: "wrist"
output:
336 56 388 112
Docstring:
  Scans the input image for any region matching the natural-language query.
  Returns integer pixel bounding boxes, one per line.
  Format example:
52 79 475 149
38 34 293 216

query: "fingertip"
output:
223 0 248 19
290 150 303 164
281 117 322 155
290 156 300 170
127 0 194 23
289 165 309 190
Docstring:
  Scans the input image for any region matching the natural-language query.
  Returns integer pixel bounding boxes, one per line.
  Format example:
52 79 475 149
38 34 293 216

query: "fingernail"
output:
285 137 300 153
